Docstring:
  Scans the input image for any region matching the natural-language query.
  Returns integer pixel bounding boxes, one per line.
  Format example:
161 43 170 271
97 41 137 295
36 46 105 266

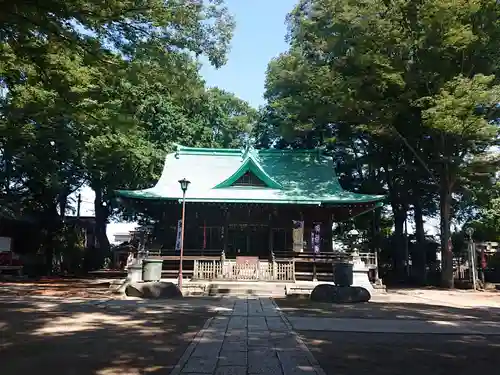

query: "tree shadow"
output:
299 331 500 375
0 296 225 375
274 296 500 375
274 297 500 321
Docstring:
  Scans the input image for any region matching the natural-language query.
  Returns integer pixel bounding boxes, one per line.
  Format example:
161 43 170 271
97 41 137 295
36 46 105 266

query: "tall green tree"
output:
264 0 500 287
0 0 237 271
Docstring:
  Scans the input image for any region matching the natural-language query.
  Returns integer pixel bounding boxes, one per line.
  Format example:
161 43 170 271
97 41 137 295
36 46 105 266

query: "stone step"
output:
182 281 288 297
182 281 387 297
118 279 387 297
207 282 287 297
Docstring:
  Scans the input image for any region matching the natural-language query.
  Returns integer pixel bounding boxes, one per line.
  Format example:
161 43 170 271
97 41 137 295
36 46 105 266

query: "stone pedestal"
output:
127 263 143 283
125 281 182 299
311 284 371 303
351 251 374 295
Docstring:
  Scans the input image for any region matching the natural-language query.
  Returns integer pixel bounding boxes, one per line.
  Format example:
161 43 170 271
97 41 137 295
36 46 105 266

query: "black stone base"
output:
310 284 371 303
125 281 183 299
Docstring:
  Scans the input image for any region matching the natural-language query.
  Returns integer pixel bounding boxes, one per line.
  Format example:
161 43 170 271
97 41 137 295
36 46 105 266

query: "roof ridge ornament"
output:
173 143 182 159
241 137 254 160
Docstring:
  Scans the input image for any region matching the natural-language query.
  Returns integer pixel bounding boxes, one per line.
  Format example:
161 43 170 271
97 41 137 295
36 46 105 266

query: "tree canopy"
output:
0 0 259 271
259 0 500 287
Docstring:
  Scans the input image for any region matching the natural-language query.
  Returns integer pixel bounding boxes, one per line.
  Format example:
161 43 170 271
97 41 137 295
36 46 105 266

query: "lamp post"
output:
465 227 477 290
178 178 190 289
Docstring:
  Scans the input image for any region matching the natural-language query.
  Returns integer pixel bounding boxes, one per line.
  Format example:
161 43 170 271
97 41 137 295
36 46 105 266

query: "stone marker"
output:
310 283 371 303
125 281 183 299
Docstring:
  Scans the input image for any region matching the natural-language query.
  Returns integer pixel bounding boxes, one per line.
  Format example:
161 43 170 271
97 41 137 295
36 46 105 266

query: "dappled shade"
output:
0 296 224 375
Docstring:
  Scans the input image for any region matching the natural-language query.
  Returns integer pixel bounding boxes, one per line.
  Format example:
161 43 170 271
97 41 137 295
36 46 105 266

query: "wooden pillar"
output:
222 207 229 257
299 208 305 252
246 226 251 255
373 206 381 283
268 208 275 260
327 212 334 253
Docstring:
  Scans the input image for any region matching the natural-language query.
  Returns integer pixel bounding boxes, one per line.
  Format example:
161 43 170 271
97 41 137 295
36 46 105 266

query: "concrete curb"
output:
271 298 327 375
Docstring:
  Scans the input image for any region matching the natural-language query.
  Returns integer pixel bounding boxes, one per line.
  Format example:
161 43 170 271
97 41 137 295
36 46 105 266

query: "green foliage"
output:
465 183 500 241
261 0 500 287
0 0 235 69
0 0 258 272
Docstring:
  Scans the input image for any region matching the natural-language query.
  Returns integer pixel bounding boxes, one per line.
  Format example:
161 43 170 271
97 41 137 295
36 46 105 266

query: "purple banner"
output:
312 222 321 254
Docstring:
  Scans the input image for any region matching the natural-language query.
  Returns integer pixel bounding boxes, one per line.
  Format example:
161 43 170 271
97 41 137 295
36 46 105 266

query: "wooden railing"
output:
273 250 377 269
358 252 377 269
192 259 295 281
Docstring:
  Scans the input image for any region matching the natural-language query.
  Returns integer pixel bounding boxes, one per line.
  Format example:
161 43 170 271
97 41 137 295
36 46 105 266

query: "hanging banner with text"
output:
175 219 182 252
312 222 321 254
292 220 304 252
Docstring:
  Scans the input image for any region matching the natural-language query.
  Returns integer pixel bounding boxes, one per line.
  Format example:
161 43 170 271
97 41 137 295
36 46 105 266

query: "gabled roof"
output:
116 145 385 205
214 150 283 189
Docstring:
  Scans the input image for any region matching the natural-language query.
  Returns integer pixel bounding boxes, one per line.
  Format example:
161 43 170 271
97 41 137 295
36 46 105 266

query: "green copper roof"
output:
116 145 385 205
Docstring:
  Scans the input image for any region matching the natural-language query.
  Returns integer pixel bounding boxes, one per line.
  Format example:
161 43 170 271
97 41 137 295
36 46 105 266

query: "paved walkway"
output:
170 297 324 375
287 316 500 335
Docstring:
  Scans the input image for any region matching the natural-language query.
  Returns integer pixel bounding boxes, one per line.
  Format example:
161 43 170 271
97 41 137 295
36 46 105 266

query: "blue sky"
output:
200 0 296 108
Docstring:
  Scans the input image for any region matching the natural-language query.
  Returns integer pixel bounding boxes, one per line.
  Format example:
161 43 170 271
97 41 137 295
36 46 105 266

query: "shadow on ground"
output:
275 297 500 375
0 296 221 375
274 297 500 321
301 331 500 375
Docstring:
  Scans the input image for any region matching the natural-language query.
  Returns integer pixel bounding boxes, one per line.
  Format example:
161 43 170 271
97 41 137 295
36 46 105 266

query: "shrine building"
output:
116 144 385 282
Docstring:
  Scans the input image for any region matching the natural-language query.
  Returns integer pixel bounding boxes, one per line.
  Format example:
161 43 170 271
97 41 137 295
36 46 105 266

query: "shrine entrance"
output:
226 224 269 258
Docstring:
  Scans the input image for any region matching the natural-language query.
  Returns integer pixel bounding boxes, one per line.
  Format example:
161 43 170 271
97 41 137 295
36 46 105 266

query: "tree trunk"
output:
93 183 110 253
413 198 427 284
440 177 454 288
43 203 60 275
3 147 11 194
372 207 382 282
58 191 68 222
393 206 407 279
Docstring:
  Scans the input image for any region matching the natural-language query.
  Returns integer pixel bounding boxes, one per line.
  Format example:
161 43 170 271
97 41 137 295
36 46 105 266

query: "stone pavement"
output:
287 316 500 335
170 297 325 375
389 289 500 308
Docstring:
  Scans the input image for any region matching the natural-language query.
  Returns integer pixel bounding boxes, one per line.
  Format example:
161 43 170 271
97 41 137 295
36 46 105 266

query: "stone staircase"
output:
182 281 289 297
110 277 387 298
182 280 386 297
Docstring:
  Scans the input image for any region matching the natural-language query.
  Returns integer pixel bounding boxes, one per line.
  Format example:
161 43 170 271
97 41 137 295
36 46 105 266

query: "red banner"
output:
447 238 453 253
481 252 487 269
202 220 206 249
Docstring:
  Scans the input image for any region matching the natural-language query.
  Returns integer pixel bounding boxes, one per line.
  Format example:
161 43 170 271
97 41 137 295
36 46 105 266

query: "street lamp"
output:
465 227 477 290
178 178 190 289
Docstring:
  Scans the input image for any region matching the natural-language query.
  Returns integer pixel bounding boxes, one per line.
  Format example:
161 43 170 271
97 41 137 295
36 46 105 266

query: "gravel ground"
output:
0 297 217 375
300 331 500 375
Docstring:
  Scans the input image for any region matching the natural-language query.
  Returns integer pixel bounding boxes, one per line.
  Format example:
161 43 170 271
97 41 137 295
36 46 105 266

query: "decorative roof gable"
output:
213 151 283 189
232 171 267 187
